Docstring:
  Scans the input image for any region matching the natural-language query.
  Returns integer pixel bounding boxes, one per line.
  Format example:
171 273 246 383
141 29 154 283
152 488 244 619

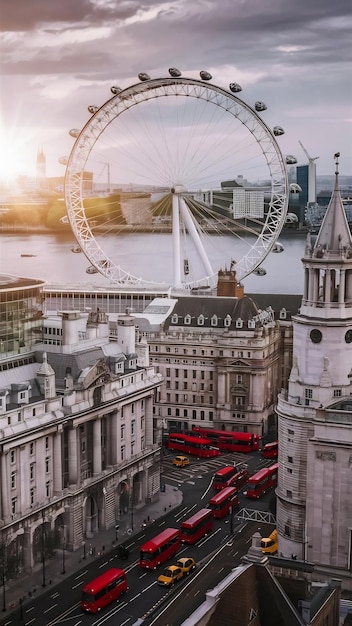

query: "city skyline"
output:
0 0 351 185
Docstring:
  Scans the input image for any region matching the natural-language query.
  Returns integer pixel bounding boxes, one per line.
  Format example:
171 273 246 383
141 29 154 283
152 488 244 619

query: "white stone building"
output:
0 296 162 576
145 278 283 437
276 154 352 590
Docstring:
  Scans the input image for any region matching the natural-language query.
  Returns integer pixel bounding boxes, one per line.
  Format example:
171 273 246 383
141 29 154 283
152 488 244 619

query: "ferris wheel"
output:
64 69 289 290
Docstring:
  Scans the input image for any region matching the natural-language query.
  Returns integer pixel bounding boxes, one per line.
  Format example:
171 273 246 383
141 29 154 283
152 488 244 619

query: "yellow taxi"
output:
260 529 278 554
172 455 190 467
176 557 196 574
157 565 183 587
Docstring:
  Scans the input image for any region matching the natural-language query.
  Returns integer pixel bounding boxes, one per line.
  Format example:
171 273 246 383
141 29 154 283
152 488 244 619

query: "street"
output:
2 450 276 626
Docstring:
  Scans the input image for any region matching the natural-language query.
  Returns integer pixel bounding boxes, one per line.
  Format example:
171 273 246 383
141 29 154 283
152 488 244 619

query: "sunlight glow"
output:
0 121 33 184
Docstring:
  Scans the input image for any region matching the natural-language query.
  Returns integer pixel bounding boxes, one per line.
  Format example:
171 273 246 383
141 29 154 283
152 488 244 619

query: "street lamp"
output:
82 541 86 560
41 510 46 588
130 482 134 531
2 570 5 613
61 526 66 575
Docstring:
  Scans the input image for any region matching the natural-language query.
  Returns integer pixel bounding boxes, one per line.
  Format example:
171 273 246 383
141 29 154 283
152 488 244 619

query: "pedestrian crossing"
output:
161 452 250 483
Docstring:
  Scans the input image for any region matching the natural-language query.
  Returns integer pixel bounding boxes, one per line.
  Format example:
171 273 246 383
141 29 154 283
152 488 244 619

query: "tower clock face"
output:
345 330 352 344
310 329 322 344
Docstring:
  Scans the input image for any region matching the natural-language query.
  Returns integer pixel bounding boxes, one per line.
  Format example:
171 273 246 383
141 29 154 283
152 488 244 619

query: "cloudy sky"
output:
0 0 351 183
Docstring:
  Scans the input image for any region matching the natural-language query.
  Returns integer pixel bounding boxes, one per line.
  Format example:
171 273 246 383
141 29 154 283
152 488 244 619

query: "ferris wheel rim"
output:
65 75 288 289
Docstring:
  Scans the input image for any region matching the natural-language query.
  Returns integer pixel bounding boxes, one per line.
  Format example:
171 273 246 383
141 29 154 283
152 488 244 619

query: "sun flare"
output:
0 122 33 185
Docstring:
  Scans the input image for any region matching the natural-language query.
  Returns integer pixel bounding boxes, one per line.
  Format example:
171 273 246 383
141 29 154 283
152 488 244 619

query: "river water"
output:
0 230 306 294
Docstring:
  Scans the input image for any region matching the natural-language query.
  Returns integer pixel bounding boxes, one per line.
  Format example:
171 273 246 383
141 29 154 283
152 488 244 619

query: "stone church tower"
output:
36 147 46 189
276 153 352 589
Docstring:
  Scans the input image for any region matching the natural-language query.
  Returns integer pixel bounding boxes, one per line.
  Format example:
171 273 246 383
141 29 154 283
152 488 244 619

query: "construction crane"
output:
298 141 319 204
298 141 319 165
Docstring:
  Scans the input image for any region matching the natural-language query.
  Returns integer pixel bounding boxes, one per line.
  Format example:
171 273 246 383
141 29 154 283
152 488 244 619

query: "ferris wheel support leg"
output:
172 195 182 288
179 197 214 277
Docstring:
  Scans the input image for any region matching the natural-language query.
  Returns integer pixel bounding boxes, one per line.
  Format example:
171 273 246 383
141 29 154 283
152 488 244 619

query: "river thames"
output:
0 230 306 295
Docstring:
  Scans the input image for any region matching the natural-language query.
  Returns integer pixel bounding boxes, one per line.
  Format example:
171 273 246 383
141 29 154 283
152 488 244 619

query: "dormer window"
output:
279 308 287 319
171 314 178 324
197 314 205 326
211 315 218 326
248 319 255 329
0 393 7 414
236 318 243 328
224 315 232 327
184 314 191 325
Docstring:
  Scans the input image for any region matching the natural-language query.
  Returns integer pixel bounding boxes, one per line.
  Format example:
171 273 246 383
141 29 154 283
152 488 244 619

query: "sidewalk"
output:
1 484 183 620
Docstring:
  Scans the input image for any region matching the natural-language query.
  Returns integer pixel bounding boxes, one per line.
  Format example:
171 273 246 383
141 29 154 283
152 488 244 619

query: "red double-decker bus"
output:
180 508 213 544
139 528 181 569
191 427 260 453
262 440 278 459
208 486 239 519
245 463 278 499
81 568 128 613
212 466 238 490
227 468 249 490
167 433 220 458
268 462 278 489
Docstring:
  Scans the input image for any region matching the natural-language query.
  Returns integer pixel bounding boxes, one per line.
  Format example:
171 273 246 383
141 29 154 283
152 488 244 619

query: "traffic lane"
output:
6 518 185 626
146 520 275 626
5 471 274 625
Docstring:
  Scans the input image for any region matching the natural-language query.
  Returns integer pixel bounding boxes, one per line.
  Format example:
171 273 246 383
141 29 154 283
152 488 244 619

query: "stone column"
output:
110 411 118 465
1 453 9 519
145 396 154 446
339 269 346 304
93 418 102 475
217 369 226 405
53 428 63 493
68 427 78 485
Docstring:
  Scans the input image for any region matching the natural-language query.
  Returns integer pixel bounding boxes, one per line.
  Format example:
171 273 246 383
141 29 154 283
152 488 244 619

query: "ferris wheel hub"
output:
171 184 187 194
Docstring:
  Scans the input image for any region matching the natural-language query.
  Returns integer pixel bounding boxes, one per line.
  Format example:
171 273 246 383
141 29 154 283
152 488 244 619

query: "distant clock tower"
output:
276 154 352 589
36 147 46 189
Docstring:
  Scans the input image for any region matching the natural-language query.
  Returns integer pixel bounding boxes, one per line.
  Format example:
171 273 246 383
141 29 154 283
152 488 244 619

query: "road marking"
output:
74 570 88 579
142 581 157 592
43 604 58 613
72 581 84 589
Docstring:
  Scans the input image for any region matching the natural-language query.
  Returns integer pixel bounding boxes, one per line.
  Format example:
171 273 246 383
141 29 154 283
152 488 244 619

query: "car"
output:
172 455 190 467
157 565 183 586
176 557 196 574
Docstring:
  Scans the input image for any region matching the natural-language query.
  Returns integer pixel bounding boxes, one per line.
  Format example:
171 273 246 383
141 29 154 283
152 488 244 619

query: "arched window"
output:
211 315 218 326
236 318 243 328
184 314 192 325
171 314 178 324
197 314 205 326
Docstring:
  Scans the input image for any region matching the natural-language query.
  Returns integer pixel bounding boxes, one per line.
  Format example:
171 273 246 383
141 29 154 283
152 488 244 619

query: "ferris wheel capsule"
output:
169 67 182 77
229 82 242 93
88 105 99 114
138 72 151 81
255 101 267 112
289 183 302 193
200 70 212 81
286 155 298 165
58 156 68 165
111 85 122 95
273 126 285 136
69 129 80 138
